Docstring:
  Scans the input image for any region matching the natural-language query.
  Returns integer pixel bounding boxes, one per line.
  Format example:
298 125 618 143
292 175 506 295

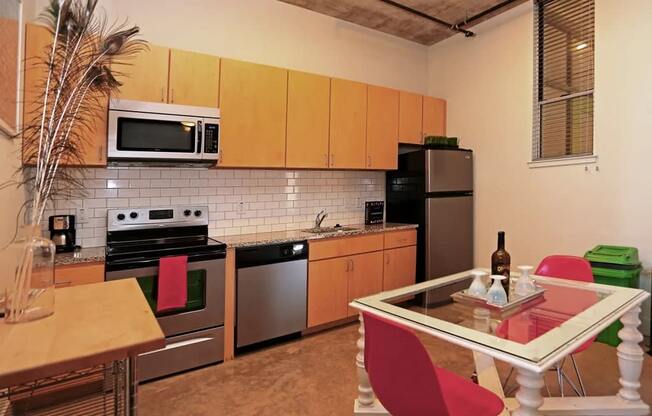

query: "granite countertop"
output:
54 246 105 266
54 223 418 264
216 222 418 249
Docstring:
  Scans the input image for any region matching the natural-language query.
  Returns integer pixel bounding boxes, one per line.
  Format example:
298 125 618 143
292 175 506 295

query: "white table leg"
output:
354 313 388 415
514 368 544 416
356 314 375 407
617 304 645 403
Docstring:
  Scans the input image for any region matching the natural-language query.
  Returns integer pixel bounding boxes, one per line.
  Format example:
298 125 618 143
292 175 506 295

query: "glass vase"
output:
4 224 55 323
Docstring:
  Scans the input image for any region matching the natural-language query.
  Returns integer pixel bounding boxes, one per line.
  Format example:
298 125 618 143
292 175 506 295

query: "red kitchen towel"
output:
157 255 188 313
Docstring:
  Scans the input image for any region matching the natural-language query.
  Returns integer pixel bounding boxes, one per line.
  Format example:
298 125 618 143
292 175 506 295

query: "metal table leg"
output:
126 356 138 416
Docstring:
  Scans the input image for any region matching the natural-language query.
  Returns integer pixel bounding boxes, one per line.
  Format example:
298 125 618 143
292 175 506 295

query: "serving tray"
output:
451 285 546 312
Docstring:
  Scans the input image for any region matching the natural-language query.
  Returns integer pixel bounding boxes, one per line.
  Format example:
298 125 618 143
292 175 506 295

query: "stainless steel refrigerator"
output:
386 147 473 281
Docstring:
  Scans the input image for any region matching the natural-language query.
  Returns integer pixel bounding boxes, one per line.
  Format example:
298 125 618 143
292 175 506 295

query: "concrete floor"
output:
139 324 652 415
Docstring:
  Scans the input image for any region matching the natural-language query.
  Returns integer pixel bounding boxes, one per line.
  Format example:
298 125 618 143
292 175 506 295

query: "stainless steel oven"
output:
108 99 220 164
105 206 226 381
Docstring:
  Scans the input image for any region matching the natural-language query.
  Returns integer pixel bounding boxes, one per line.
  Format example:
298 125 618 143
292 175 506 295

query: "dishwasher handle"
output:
236 241 308 268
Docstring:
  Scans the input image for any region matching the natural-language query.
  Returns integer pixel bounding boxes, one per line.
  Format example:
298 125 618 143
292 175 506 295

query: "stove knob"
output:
117 213 125 221
184 209 192 216
194 210 202 217
129 212 138 219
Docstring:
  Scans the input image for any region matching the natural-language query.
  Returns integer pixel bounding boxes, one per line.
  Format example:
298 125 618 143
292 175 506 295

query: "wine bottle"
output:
491 231 511 297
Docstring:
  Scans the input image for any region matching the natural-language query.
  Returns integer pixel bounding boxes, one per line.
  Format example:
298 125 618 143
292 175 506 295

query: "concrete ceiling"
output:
278 0 527 45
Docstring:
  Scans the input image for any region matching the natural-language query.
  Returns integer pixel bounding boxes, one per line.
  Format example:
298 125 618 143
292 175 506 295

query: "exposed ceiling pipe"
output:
379 0 524 40
456 0 524 28
378 0 476 38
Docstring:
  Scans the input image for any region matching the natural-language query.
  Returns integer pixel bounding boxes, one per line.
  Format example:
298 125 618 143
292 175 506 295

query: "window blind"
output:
533 0 595 160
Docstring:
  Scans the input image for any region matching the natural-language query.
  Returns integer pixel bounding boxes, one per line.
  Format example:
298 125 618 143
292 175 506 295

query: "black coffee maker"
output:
49 215 76 253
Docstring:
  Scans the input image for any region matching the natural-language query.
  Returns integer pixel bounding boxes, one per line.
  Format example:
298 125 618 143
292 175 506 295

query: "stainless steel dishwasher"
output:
236 241 308 348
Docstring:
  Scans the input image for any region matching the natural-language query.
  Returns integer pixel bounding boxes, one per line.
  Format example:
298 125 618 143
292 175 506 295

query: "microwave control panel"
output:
204 123 220 154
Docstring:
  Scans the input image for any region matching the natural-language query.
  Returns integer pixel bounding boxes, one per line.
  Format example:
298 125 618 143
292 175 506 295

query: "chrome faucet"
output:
314 209 328 229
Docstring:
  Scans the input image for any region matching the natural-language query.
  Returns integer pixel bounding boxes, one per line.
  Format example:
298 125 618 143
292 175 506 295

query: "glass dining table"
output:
349 269 650 416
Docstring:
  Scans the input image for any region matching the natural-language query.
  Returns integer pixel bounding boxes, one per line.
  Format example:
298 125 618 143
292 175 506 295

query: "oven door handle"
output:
107 251 225 268
140 337 215 356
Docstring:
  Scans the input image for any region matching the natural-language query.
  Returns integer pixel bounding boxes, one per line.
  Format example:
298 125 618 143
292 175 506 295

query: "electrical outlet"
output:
76 208 89 224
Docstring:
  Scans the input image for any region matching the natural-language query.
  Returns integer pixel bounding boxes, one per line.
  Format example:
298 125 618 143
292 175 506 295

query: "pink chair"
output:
363 312 505 416
535 255 595 396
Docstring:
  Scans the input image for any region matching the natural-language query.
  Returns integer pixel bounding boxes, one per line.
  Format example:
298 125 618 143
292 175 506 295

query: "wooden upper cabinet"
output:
366 85 399 170
219 59 287 167
398 91 423 144
114 44 170 103
286 71 330 168
22 23 106 166
423 96 446 137
329 78 367 169
168 49 220 107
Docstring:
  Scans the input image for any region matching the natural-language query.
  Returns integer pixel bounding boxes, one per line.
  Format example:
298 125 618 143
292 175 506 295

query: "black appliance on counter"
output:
365 201 384 225
49 214 76 253
105 206 227 382
386 147 474 282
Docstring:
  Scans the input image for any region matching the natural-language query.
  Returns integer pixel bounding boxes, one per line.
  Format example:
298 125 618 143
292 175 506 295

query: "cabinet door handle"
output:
367 155 371 168
55 281 72 287
98 145 103 162
349 259 354 271
324 153 328 167
161 88 165 102
345 259 350 272
386 254 390 265
171 88 175 103
330 154 334 167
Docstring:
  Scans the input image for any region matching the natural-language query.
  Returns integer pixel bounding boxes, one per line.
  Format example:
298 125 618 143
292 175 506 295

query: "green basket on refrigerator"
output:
584 245 642 347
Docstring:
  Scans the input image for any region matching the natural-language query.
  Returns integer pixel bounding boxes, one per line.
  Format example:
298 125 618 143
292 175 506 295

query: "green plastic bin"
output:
584 245 642 347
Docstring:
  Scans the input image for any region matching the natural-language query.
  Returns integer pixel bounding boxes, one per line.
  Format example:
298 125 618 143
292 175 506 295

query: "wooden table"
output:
350 270 650 416
0 279 165 415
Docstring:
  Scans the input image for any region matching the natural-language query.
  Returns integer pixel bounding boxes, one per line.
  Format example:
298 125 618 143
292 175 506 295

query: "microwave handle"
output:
196 120 203 153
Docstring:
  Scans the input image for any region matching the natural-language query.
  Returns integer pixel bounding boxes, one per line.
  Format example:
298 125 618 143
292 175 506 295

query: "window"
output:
533 0 595 161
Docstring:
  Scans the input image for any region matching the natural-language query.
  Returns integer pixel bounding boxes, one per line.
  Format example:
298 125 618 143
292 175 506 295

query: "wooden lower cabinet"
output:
54 262 105 288
383 245 417 291
347 251 383 317
307 257 349 327
307 231 417 327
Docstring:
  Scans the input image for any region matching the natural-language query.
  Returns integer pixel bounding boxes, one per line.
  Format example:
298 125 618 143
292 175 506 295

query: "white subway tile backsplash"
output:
117 189 139 198
83 198 106 209
44 168 385 248
95 189 117 198
107 179 129 189
140 188 161 197
118 170 141 179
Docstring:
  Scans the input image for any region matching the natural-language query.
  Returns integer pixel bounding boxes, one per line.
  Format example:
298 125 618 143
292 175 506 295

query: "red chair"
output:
535 255 595 396
363 312 505 416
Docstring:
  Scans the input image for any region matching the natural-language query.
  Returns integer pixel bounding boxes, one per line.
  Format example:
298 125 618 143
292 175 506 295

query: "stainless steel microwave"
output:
108 99 220 165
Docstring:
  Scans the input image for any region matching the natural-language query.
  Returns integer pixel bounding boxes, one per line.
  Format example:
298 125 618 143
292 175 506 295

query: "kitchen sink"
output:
302 226 358 234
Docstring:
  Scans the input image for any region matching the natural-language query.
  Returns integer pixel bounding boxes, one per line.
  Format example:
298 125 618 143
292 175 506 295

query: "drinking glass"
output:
486 275 508 306
515 265 536 297
468 270 488 298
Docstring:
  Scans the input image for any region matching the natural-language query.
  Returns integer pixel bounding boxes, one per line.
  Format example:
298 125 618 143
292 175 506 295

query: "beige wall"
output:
0 131 25 295
24 0 429 93
427 0 652 272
